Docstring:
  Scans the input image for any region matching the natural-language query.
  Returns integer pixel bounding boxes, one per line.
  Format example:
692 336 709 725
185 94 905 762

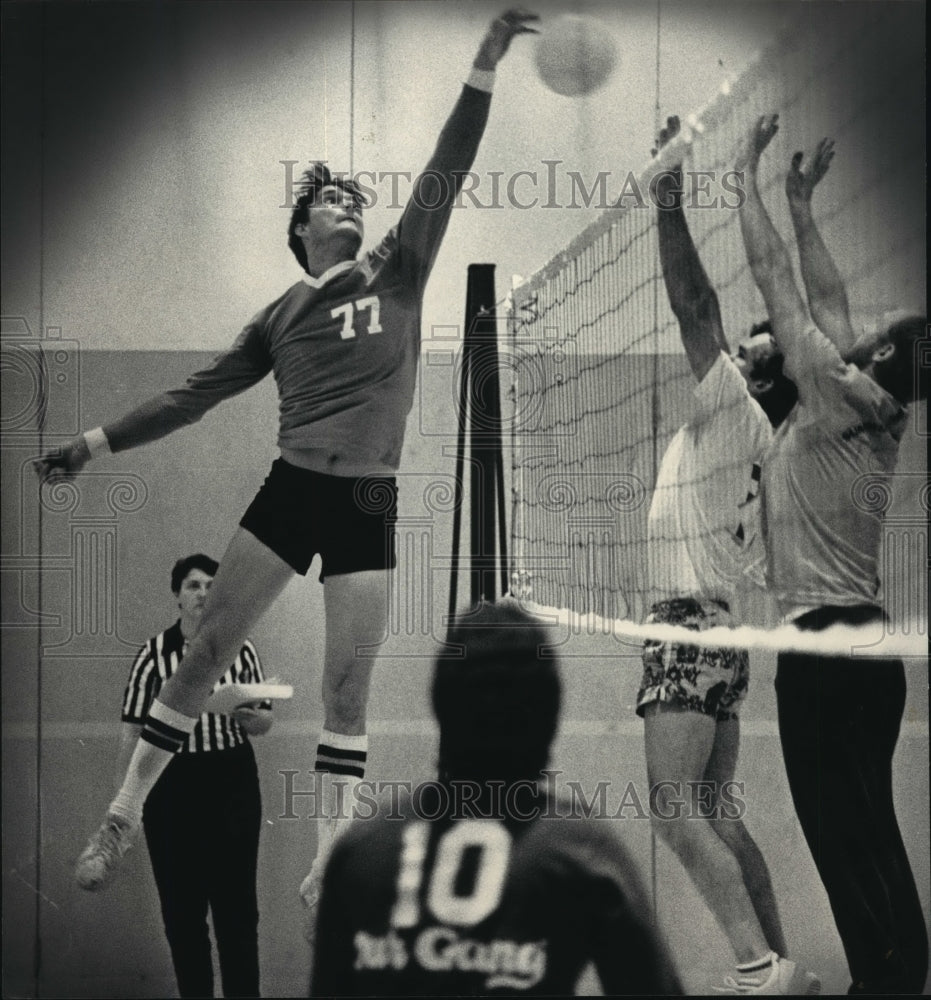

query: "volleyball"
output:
534 15 618 97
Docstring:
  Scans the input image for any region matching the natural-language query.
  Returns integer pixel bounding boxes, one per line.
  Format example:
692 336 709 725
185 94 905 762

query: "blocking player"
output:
638 116 814 996
34 8 540 921
737 112 928 995
310 600 684 996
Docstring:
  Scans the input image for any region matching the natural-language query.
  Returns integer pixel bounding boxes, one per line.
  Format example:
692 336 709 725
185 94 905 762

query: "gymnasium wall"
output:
2 0 927 996
2 346 927 996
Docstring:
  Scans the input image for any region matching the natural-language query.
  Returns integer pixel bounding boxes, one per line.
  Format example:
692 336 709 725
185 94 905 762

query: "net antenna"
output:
349 0 355 178
449 264 510 618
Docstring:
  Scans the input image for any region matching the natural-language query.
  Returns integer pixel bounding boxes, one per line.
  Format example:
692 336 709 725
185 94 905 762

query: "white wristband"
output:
466 67 496 94
84 427 111 459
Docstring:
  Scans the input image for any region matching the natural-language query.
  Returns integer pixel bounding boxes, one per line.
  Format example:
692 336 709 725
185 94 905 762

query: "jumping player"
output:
34 8 540 926
310 600 684 996
737 112 928 995
638 116 814 996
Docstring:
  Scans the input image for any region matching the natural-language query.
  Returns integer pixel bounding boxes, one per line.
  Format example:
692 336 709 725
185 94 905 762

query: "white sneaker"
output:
299 858 324 944
715 955 821 995
75 813 140 891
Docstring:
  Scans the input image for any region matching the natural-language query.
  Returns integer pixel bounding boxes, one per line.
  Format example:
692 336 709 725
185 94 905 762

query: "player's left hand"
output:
785 137 835 203
474 8 540 71
33 434 91 484
735 112 779 174
651 114 682 159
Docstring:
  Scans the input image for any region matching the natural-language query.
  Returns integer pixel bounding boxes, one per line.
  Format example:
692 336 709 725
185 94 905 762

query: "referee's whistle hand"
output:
232 705 274 737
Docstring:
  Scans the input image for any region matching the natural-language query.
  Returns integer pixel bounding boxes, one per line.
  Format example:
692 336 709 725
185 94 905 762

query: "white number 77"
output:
331 296 383 339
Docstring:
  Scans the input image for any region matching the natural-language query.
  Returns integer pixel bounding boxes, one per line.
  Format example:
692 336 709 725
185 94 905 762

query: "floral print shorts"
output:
636 596 749 721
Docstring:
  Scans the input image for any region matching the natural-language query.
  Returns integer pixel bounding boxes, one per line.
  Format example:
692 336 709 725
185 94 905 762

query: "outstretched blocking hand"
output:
785 136 852 352
650 114 684 206
785 138 835 204
474 8 540 71
651 113 682 159
33 434 90 484
735 112 779 175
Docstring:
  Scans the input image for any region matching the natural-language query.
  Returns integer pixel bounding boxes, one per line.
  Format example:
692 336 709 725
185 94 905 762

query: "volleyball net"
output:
505 3 927 657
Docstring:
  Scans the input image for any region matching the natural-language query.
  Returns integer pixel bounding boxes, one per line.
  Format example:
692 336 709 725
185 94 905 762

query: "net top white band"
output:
518 599 928 660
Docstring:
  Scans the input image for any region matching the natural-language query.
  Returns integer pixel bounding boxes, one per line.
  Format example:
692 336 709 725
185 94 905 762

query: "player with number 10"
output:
311 600 683 996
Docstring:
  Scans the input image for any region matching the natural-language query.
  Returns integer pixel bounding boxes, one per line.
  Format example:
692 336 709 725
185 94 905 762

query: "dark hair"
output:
759 375 798 427
432 601 561 785
171 553 218 594
287 163 365 273
748 319 772 338
882 315 927 404
746 319 784 380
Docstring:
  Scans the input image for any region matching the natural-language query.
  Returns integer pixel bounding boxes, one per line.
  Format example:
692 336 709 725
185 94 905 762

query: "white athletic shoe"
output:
75 813 140 891
715 955 821 995
299 858 324 944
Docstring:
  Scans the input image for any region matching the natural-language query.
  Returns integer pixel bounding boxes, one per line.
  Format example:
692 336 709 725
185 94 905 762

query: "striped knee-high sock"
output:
315 730 368 862
109 700 197 823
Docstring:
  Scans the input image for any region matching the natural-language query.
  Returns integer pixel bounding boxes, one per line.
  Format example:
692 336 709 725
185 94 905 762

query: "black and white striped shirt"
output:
121 620 264 753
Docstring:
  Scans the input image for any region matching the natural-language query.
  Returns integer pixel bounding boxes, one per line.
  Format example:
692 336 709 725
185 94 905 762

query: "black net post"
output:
449 264 507 618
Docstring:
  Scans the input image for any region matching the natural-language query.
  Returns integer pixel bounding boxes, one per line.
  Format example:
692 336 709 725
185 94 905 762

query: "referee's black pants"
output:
144 741 263 998
775 606 928 994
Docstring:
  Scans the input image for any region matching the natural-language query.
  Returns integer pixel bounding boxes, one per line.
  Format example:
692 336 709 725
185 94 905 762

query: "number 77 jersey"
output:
310 793 683 996
109 83 494 477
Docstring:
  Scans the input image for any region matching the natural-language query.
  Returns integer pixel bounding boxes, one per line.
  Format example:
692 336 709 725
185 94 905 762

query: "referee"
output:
120 554 273 999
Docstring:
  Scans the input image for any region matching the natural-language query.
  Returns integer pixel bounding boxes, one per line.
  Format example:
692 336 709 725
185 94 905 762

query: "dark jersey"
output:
103 83 493 477
310 794 682 996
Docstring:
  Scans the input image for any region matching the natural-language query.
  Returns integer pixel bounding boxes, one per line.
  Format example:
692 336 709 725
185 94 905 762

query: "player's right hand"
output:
785 137 835 204
33 434 90 483
650 114 684 207
474 8 540 71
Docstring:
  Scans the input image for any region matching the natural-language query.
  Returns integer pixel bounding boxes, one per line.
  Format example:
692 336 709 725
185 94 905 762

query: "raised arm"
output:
652 114 728 382
785 138 855 352
34 323 271 483
736 114 812 367
398 8 538 285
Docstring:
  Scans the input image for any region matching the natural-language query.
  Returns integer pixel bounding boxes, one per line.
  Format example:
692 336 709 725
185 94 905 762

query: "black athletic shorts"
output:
240 458 397 580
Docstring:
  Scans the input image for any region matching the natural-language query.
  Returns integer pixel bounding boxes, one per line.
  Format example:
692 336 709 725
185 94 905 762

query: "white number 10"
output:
391 820 511 928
